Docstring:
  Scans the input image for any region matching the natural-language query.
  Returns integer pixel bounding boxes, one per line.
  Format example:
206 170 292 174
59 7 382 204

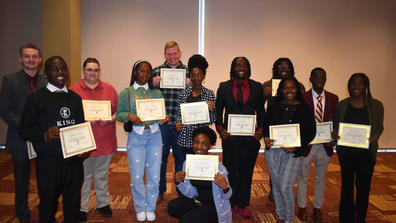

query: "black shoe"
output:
79 211 87 223
97 205 112 217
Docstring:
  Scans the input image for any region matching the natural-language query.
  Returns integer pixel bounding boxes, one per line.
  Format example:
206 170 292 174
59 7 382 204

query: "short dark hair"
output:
192 126 217 146
129 60 153 88
19 43 41 57
188 54 209 75
310 67 326 79
83 58 100 68
230 57 251 79
44 56 68 73
272 57 295 78
275 76 304 104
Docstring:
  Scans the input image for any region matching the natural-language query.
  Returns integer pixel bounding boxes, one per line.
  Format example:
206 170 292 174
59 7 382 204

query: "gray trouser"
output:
80 153 114 212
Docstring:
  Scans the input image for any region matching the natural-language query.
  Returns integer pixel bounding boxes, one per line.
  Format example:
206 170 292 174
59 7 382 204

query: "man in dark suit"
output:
296 67 339 223
215 57 264 219
0 43 47 223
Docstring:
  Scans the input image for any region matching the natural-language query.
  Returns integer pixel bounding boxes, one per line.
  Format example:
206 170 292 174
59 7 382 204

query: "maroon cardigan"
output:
303 89 339 157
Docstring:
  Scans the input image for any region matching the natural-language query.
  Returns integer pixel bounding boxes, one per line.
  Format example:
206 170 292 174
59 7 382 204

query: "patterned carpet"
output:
1 150 396 223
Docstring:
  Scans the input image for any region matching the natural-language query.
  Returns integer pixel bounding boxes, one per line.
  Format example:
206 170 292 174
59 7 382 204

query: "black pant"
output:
11 152 32 221
222 136 260 208
337 148 375 223
168 197 218 223
35 154 83 223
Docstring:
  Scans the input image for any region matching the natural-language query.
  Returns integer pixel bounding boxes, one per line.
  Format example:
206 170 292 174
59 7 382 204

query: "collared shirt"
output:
132 81 159 135
232 78 250 104
312 89 325 120
46 82 68 93
23 71 39 93
152 61 189 125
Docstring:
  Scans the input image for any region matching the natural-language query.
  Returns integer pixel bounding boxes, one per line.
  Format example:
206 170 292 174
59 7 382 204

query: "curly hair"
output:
188 54 209 75
192 126 217 146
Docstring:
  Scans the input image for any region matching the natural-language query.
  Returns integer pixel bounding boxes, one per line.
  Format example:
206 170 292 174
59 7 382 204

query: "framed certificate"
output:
227 114 256 136
271 79 281 96
185 154 219 181
136 98 166 121
337 123 371 149
27 141 37 159
270 123 301 148
60 122 97 159
82 100 112 121
180 101 210 125
310 121 333 144
160 68 186 89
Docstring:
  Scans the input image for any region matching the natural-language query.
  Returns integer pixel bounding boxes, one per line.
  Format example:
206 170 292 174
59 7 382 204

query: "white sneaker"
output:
146 211 156 221
136 211 146 221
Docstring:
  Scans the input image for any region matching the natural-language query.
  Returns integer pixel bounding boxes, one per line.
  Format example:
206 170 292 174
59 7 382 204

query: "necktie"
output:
315 95 323 123
237 83 243 106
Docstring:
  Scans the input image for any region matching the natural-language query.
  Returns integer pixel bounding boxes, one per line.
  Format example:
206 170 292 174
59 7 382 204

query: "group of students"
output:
0 41 384 223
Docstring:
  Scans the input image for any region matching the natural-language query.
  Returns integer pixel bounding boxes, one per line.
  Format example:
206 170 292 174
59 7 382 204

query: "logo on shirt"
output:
60 107 71 119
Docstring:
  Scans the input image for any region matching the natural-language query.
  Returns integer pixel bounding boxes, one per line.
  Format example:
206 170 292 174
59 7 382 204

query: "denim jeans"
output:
127 129 162 212
159 125 184 195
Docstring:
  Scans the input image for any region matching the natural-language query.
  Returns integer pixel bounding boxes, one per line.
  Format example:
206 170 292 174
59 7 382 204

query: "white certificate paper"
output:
82 100 112 121
160 68 186 89
135 98 166 121
310 121 333 144
180 101 210 125
337 123 371 149
185 154 219 181
272 79 281 96
227 114 256 136
60 122 97 158
270 123 301 148
27 141 37 159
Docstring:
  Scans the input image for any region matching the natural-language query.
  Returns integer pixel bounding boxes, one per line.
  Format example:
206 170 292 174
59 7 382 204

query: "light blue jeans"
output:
127 129 162 212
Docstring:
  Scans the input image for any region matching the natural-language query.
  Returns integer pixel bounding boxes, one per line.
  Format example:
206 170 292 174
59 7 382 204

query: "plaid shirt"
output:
152 61 189 125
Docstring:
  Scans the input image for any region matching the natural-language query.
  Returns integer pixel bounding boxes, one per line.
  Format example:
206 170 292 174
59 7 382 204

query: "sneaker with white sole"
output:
136 211 146 221
146 211 156 221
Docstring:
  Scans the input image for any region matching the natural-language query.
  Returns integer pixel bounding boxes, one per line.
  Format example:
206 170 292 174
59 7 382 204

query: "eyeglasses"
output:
84 68 100 72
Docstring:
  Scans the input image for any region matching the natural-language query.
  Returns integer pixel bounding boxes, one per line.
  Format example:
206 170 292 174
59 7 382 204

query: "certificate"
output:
136 98 166 121
160 68 186 89
180 101 210 125
82 100 112 121
337 123 371 149
227 114 256 136
310 121 333 144
27 141 37 159
185 154 219 181
270 124 301 148
272 79 281 96
60 122 97 158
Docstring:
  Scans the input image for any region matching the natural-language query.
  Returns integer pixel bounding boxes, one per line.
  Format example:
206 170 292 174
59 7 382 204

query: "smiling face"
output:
46 58 68 89
310 70 326 94
164 46 181 67
190 67 205 87
192 133 211 155
282 79 298 102
135 62 152 85
349 76 366 97
233 58 249 79
278 60 292 79
83 62 100 85
19 48 42 73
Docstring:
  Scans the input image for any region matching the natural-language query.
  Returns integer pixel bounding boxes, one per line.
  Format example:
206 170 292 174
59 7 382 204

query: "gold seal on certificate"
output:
27 141 37 159
227 114 256 136
60 122 97 158
82 100 112 121
272 79 281 96
270 123 301 148
160 68 186 89
185 154 219 181
310 121 333 144
337 123 371 149
136 98 166 121
180 101 210 125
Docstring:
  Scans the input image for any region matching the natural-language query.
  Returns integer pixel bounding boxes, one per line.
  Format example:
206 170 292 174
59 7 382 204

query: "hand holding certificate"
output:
82 100 112 121
135 98 166 121
160 68 186 89
310 121 333 144
227 114 256 136
337 123 371 149
60 122 97 158
180 101 210 124
185 154 219 181
269 124 301 148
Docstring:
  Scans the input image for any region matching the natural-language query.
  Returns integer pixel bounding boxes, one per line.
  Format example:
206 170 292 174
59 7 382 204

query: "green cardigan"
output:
334 97 384 163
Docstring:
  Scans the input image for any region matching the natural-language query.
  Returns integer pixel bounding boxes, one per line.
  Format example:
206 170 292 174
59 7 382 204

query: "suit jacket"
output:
0 70 47 157
303 89 339 157
215 79 264 134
